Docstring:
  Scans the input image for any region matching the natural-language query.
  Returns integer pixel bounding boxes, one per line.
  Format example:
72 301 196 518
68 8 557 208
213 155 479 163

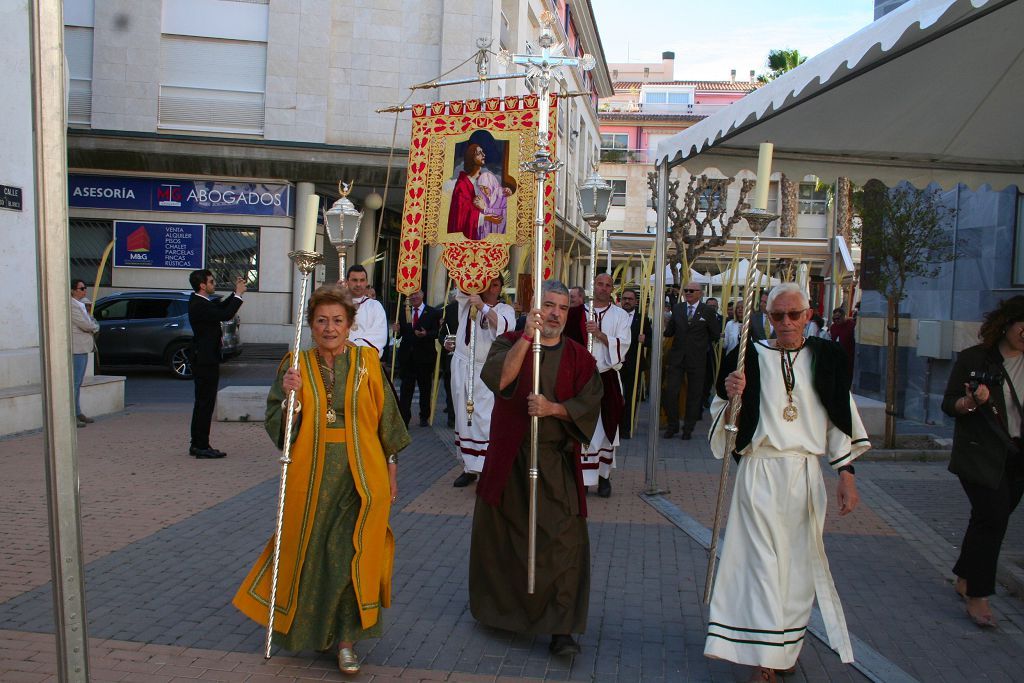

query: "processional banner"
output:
397 95 557 295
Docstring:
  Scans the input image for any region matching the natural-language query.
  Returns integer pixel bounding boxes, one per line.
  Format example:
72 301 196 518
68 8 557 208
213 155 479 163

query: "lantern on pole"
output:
577 167 613 352
323 181 364 277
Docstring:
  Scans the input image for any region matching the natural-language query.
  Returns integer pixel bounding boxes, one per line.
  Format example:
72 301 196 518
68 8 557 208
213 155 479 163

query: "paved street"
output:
1 374 1023 682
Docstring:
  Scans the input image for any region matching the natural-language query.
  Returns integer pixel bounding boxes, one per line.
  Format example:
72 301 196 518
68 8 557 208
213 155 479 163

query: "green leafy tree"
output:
854 181 958 447
757 48 807 83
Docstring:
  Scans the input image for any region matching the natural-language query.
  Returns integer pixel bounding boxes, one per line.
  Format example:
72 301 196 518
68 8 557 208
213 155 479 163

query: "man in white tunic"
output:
581 273 631 498
345 265 388 357
705 283 870 683
451 276 517 487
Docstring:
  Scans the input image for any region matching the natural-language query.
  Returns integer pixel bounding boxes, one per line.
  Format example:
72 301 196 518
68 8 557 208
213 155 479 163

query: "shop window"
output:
698 188 723 213
69 219 113 287
1013 193 1024 286
158 35 267 135
207 226 260 291
799 183 828 215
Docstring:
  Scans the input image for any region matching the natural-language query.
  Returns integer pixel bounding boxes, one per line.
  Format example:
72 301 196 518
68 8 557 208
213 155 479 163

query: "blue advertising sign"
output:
113 221 205 270
69 174 293 216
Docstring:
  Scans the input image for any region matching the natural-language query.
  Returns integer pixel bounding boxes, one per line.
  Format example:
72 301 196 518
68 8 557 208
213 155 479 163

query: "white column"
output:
427 243 446 305
292 182 316 326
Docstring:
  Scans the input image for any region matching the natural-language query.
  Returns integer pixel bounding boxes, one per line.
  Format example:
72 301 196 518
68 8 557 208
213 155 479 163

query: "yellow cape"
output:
232 345 394 633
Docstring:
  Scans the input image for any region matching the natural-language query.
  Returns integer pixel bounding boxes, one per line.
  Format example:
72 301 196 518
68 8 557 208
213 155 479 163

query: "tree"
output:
757 48 807 83
853 181 958 447
647 172 755 281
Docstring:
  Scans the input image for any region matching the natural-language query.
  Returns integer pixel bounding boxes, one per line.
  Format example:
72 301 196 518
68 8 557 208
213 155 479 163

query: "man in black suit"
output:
187 269 244 459
662 282 721 440
619 288 651 439
438 291 460 429
393 289 441 427
749 293 772 341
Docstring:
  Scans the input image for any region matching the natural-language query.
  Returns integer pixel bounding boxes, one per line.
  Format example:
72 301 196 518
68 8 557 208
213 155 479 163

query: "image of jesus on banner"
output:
444 130 518 241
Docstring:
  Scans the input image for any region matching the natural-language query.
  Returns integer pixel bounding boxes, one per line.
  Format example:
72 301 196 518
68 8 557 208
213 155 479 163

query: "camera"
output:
968 370 1002 392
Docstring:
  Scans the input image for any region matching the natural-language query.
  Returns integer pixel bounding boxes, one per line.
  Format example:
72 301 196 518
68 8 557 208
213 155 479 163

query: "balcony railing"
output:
599 148 653 164
599 101 731 116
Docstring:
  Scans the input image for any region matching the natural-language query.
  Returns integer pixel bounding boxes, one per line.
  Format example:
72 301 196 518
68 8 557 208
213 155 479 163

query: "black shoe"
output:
419 417 429 427
190 446 225 459
453 472 478 488
597 476 611 498
549 634 581 656
680 430 693 440
210 447 227 457
663 427 677 439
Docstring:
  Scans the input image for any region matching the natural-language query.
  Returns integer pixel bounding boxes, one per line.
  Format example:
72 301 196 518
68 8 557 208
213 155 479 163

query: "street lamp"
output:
323 181 364 277
577 167 613 352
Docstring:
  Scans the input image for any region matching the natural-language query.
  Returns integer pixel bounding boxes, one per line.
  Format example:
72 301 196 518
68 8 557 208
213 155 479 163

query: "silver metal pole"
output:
644 163 669 494
30 0 90 678
587 225 598 352
265 250 323 658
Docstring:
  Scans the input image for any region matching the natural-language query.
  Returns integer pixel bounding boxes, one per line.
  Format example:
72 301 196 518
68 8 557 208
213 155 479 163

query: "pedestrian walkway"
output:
0 399 1022 682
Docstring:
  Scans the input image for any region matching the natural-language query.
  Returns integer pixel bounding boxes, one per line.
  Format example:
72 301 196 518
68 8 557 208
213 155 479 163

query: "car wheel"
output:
167 342 193 380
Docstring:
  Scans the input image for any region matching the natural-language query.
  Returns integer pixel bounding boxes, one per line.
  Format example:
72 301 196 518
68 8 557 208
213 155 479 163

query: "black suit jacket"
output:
623 311 652 375
749 310 773 341
397 303 440 368
437 301 460 344
664 301 721 366
188 293 242 366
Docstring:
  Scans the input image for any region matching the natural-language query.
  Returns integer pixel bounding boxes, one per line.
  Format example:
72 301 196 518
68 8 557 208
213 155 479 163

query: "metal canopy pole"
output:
30 0 90 679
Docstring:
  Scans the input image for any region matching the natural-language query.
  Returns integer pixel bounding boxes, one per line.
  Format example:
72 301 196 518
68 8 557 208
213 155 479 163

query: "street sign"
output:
0 184 23 211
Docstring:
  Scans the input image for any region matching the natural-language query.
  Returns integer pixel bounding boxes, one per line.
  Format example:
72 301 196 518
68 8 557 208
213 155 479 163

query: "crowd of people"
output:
143 266 1013 682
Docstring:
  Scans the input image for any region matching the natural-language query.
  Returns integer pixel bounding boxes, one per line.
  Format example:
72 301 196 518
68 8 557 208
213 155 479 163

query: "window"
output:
1013 193 1024 285
601 133 628 149
131 299 173 320
69 218 113 287
767 181 779 215
207 226 260 290
158 35 267 134
611 180 626 207
698 188 723 213
95 300 129 321
64 26 93 125
799 183 828 215
644 92 667 104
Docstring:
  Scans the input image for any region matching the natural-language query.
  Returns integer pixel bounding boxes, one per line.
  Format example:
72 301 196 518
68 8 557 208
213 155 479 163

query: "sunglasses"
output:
682 288 701 293
74 286 87 291
768 309 808 323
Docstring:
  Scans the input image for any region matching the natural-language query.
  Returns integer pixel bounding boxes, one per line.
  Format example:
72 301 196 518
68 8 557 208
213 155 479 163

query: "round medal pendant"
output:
326 407 337 424
782 403 798 422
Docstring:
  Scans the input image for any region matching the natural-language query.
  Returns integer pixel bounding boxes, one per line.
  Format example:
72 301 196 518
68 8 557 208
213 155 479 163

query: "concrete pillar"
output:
355 208 376 278
427 243 446 305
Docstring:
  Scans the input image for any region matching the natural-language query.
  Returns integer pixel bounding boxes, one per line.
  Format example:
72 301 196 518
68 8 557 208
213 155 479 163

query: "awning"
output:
655 0 1024 191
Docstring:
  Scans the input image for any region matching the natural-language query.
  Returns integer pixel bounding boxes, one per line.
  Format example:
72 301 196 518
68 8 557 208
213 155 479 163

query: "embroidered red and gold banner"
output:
397 95 557 295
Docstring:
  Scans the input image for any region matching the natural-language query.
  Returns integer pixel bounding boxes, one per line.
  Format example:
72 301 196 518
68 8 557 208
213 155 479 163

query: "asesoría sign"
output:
70 175 293 217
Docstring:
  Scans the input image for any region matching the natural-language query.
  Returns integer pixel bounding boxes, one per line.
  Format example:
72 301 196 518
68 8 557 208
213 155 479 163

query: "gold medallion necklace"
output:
315 350 337 424
779 340 804 422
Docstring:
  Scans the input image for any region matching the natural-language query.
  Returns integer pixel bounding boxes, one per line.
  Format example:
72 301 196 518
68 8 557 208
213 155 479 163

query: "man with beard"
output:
470 280 602 656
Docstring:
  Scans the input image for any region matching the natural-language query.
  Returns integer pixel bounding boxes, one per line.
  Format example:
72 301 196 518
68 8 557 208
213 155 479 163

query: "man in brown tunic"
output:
469 280 603 656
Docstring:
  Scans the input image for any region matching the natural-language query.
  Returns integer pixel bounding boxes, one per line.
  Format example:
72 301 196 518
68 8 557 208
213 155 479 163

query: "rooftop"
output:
613 80 759 93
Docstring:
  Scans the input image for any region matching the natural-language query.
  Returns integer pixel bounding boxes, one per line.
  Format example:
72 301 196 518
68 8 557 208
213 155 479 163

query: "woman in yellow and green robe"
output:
233 285 410 673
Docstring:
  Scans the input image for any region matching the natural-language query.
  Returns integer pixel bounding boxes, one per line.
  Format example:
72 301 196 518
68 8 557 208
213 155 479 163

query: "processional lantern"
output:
578 167 613 352
323 181 364 276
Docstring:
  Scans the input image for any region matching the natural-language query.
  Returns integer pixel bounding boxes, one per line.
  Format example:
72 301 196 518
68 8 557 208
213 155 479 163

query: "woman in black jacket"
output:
942 295 1024 627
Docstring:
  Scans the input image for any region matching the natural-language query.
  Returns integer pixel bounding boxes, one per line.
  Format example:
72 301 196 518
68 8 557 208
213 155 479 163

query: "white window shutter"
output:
65 26 93 125
159 35 266 134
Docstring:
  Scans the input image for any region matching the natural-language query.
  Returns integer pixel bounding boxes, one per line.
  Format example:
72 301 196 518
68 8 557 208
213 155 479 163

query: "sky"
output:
589 0 876 81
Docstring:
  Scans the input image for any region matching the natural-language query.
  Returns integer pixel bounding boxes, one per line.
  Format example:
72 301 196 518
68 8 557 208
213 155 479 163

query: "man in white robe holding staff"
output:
704 282 871 683
451 276 517 486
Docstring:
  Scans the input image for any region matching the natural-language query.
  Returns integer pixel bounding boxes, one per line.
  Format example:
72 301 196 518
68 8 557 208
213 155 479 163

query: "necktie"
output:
412 307 419 327
688 305 695 320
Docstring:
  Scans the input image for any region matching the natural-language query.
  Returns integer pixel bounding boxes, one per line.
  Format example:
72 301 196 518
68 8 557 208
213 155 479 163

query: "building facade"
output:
62 0 612 342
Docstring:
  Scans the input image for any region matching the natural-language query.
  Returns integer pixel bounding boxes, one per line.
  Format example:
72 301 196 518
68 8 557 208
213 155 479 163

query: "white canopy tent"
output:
655 0 1024 191
642 0 1024 497
708 258 781 287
